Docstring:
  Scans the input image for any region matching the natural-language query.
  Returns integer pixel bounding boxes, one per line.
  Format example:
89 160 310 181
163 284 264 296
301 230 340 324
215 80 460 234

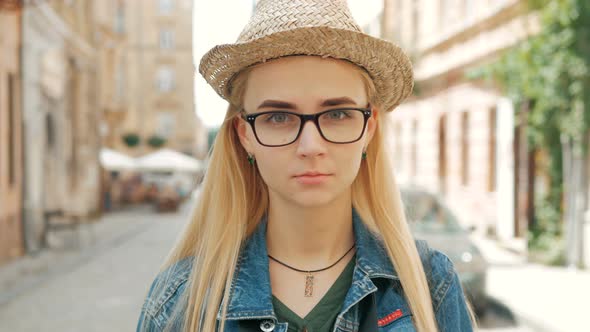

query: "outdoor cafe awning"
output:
99 148 137 171
135 149 203 173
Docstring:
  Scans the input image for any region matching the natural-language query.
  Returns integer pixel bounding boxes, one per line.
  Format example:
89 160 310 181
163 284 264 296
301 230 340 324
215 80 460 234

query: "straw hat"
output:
199 0 413 112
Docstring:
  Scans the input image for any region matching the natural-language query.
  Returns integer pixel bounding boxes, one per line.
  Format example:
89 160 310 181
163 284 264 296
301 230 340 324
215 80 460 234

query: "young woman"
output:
137 0 475 331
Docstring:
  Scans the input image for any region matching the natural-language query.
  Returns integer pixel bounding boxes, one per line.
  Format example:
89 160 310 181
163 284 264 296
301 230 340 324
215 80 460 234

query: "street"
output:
0 200 540 331
0 202 190 332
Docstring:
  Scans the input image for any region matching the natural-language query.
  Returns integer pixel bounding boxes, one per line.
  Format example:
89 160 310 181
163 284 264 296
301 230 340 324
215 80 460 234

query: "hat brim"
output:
199 26 414 112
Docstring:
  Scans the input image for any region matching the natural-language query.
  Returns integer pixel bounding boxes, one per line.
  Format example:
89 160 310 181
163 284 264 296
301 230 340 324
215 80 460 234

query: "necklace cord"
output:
268 243 356 273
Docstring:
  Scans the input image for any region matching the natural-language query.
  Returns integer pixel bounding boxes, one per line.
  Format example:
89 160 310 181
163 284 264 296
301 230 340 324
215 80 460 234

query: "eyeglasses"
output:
241 106 372 147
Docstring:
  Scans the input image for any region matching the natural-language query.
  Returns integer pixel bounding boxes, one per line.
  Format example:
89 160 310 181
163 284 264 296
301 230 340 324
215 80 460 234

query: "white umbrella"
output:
99 148 137 171
136 149 203 172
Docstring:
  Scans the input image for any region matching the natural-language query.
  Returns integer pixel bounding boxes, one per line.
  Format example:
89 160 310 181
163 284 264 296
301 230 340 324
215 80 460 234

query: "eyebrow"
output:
256 97 358 110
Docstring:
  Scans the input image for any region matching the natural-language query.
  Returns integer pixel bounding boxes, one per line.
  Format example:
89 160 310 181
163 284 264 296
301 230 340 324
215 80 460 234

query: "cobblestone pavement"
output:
0 197 537 332
0 201 192 332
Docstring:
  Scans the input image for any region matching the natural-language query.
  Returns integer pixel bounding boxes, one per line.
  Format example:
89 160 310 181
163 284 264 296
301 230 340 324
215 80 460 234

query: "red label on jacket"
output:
377 309 403 327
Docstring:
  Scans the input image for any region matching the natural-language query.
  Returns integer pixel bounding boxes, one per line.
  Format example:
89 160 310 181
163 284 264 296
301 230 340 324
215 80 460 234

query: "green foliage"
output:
529 180 562 253
469 0 590 250
472 0 590 144
528 232 567 265
147 135 167 148
122 133 140 147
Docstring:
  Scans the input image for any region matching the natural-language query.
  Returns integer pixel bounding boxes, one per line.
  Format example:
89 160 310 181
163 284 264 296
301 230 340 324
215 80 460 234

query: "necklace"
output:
268 243 356 297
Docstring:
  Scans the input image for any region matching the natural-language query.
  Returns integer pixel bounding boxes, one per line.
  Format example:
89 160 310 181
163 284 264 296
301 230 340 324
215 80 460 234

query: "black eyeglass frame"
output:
240 106 373 147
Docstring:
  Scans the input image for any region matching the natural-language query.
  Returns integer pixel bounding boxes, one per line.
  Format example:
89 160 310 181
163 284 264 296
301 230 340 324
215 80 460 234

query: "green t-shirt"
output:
271 255 356 332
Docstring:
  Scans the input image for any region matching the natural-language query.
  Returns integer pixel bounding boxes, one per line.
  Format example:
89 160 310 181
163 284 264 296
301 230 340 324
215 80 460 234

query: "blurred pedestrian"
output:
137 1 475 331
110 172 123 209
145 183 159 203
156 185 181 213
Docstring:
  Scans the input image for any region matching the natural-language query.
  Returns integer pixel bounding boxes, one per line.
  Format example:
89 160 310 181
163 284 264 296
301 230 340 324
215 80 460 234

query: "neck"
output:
265 191 355 271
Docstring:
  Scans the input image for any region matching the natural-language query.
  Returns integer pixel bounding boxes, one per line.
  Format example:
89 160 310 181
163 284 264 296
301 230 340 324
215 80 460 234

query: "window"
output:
488 107 497 192
157 112 176 138
411 0 419 48
114 1 125 33
464 0 476 22
46 113 55 149
438 114 448 193
115 63 125 100
461 111 469 186
393 0 402 42
68 60 80 189
8 74 16 185
439 0 453 30
159 28 175 49
158 0 174 14
156 67 175 92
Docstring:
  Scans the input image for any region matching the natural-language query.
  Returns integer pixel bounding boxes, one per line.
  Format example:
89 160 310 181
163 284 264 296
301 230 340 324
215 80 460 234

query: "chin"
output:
290 191 340 208
267 180 351 208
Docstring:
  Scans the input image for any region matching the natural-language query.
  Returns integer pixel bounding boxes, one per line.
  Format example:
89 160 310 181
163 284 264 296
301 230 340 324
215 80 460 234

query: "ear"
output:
364 108 379 148
234 116 255 153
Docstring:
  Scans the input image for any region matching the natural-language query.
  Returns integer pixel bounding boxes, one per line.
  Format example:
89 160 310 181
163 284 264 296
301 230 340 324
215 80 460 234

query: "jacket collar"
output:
352 208 399 280
218 207 399 320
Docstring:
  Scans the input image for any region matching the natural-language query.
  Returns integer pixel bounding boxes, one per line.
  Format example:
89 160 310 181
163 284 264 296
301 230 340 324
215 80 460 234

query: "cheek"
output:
333 148 364 181
254 150 288 183
342 155 363 180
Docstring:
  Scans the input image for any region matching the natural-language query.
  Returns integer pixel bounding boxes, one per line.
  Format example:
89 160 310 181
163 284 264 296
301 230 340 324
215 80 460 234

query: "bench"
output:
43 209 82 249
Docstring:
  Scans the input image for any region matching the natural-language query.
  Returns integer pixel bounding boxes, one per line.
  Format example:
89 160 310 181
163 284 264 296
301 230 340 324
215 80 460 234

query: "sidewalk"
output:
0 204 156 307
472 234 590 332
0 201 192 332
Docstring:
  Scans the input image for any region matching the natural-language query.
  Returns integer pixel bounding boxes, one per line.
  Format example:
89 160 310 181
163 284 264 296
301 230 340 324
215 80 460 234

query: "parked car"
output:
401 188 489 315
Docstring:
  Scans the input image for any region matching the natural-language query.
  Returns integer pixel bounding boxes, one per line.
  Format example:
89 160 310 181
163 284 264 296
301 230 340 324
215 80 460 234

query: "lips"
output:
294 172 330 177
293 172 332 185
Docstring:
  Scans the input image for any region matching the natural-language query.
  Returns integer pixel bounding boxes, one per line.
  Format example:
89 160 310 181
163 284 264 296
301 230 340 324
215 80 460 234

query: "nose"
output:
295 120 327 157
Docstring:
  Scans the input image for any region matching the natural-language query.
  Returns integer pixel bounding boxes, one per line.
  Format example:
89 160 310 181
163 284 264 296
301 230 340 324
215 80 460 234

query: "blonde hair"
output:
146 58 473 332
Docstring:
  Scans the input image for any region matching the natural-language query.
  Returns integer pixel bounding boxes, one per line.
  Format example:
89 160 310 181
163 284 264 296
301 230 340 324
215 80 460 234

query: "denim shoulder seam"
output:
154 275 190 316
148 258 193 318
416 240 445 312
415 240 432 272
431 251 455 313
140 305 164 330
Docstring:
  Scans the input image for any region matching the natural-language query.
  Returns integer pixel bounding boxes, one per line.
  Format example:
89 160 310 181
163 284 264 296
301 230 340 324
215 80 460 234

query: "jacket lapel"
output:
358 292 379 332
237 319 260 332
235 293 379 332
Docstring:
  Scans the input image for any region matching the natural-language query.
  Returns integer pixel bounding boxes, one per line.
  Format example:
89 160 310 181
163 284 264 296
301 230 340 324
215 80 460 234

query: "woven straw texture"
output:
199 0 414 112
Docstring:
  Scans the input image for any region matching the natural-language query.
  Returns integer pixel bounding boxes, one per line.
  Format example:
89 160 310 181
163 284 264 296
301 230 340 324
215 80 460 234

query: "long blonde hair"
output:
151 59 455 331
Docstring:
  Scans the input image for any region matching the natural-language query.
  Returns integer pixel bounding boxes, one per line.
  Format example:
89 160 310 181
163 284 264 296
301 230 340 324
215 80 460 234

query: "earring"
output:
362 151 367 160
247 153 255 165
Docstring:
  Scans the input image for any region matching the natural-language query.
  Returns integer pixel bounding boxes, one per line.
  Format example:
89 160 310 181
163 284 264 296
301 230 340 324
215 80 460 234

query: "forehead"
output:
243 56 367 109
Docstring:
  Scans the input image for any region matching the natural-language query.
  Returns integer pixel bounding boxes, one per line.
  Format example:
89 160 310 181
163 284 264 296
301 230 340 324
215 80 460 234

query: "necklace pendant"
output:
304 272 314 297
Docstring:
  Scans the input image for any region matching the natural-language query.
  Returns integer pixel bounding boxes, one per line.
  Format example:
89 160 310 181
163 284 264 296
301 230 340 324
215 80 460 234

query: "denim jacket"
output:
137 209 474 331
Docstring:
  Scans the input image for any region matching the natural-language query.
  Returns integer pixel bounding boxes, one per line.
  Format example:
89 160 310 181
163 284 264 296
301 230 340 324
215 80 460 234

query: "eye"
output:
325 110 352 120
263 112 294 124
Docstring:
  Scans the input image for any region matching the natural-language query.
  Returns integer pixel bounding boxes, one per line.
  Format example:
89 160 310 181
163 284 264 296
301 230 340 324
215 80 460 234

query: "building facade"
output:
95 0 128 151
382 0 540 249
0 3 24 265
111 0 206 157
21 1 101 252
